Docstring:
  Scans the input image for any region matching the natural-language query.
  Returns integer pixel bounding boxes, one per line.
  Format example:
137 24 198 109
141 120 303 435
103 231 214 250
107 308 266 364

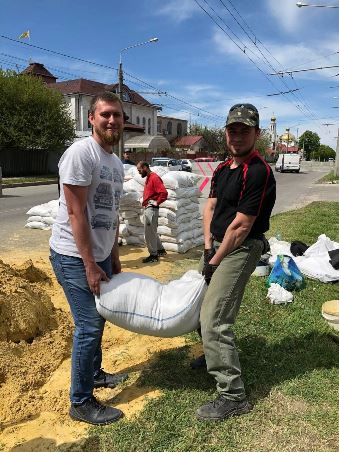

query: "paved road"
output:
0 163 338 255
0 184 58 256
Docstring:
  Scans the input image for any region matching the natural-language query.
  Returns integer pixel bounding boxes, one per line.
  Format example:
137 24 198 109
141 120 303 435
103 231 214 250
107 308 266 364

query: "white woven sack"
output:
26 202 52 217
123 178 144 193
96 270 206 337
163 241 193 253
162 171 193 189
25 221 50 230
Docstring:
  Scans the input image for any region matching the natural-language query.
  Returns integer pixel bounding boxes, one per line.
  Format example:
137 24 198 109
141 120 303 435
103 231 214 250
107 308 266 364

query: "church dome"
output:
280 130 296 142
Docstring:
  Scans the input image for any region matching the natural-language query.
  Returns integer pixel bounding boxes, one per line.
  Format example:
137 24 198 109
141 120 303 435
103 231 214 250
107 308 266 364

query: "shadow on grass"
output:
134 331 338 403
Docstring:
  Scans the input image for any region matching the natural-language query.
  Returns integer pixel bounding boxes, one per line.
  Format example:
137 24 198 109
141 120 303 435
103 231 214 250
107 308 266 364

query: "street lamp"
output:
296 2 339 7
118 37 159 158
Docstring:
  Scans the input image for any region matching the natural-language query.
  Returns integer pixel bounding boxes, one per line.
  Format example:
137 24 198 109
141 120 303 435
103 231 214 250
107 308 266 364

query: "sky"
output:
1 0 339 147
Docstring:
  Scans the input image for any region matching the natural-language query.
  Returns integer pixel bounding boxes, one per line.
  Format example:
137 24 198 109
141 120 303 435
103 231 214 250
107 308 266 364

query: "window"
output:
136 116 140 125
167 121 172 135
148 118 151 134
142 117 146 130
157 120 161 133
177 123 182 136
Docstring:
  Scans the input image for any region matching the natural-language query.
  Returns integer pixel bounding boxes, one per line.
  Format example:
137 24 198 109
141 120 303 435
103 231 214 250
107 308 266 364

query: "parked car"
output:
328 158 334 163
275 153 301 173
178 159 193 172
150 158 181 168
194 157 215 162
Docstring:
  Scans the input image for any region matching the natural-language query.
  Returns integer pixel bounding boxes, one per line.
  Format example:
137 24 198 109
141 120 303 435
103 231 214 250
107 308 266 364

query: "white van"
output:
275 153 300 173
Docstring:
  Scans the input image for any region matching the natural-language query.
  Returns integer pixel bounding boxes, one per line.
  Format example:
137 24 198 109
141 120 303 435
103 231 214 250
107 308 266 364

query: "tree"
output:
0 69 75 150
313 144 336 162
298 130 320 160
189 123 226 156
255 128 272 156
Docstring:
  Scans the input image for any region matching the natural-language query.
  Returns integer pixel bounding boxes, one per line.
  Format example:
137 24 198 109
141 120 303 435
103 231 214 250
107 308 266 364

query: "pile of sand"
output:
0 259 72 424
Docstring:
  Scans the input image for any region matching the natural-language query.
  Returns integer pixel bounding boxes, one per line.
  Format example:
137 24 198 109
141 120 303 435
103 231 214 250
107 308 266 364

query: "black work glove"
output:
203 247 216 264
202 248 218 285
202 263 219 285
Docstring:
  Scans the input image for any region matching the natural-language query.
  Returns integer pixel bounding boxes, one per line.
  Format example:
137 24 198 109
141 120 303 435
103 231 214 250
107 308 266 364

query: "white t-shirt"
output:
50 137 124 262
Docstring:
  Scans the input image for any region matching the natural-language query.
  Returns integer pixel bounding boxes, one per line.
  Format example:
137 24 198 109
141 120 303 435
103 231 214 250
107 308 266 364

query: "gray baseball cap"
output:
226 103 259 128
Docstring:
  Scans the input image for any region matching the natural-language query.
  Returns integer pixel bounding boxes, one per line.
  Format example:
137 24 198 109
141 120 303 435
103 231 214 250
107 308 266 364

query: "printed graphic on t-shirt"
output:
114 190 121 211
94 183 114 210
90 213 112 230
113 168 123 184
100 165 113 181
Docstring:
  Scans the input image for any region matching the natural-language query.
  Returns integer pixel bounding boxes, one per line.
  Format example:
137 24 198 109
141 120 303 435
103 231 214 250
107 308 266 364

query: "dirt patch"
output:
0 245 199 451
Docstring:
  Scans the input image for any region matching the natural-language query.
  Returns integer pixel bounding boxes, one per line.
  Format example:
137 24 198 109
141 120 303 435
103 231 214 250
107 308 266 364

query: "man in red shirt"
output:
137 161 168 263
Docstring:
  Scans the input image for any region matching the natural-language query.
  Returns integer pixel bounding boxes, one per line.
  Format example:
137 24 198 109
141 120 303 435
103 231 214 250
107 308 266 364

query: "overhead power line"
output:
0 33 224 122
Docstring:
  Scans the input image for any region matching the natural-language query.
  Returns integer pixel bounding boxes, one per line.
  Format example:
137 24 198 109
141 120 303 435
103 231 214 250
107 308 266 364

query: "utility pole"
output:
118 62 124 159
335 127 339 177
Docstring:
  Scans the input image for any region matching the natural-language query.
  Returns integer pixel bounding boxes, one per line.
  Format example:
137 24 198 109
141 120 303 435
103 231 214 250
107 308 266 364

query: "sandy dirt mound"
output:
0 246 200 451
0 259 73 427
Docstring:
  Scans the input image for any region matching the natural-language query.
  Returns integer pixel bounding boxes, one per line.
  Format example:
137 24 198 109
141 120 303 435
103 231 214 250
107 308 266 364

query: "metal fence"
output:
0 148 65 176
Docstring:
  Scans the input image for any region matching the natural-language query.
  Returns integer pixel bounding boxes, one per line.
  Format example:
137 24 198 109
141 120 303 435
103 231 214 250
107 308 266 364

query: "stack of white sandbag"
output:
119 166 204 253
159 171 204 253
25 200 59 230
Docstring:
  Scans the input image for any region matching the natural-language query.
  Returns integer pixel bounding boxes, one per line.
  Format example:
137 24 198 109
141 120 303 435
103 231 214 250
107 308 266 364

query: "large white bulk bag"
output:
96 270 206 337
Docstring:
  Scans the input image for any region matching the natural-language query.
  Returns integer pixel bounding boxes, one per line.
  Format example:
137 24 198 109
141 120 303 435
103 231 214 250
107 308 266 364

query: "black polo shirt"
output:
209 150 276 241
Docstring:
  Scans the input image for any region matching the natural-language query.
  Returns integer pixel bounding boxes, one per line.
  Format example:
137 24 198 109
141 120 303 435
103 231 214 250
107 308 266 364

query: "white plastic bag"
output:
96 270 207 337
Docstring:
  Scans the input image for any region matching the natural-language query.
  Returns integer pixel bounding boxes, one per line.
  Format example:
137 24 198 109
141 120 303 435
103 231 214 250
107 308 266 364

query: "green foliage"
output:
0 69 75 150
313 144 336 162
298 130 320 160
256 128 271 156
189 123 226 156
87 202 339 452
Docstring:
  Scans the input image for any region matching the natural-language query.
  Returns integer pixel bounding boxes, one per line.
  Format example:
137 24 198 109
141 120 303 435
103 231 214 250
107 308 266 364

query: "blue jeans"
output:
49 249 112 404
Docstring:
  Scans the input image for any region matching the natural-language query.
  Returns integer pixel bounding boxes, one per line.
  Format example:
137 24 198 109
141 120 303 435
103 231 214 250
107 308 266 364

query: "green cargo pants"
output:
199 238 263 401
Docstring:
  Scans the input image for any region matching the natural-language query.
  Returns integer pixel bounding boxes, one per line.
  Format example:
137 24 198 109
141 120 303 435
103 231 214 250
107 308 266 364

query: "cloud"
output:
154 0 197 23
265 0 304 33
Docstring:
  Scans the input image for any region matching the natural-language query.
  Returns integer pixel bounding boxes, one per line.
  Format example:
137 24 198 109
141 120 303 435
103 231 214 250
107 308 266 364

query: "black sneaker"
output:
94 369 129 389
157 249 167 257
190 354 206 369
70 396 123 425
196 396 252 421
142 254 159 263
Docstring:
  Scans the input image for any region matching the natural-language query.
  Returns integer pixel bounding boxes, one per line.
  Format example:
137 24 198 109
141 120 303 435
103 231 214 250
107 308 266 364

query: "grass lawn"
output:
1 175 57 185
87 202 339 452
317 171 339 184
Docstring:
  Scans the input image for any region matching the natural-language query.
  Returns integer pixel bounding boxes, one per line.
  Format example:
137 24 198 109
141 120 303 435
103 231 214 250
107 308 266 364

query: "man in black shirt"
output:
196 104 276 421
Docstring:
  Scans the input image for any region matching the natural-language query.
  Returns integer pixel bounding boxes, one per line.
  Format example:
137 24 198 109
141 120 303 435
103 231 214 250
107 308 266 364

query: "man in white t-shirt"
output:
50 92 128 425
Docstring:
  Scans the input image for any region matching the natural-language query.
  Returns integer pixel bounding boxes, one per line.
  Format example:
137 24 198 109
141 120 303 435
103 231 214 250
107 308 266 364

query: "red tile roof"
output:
173 135 203 147
21 62 57 83
48 79 155 107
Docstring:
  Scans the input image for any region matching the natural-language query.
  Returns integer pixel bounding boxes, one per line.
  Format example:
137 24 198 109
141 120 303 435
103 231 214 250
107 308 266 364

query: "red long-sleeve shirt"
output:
142 172 168 207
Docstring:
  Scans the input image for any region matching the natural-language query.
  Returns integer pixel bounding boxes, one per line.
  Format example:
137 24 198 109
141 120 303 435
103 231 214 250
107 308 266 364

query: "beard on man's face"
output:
228 145 254 158
94 126 122 146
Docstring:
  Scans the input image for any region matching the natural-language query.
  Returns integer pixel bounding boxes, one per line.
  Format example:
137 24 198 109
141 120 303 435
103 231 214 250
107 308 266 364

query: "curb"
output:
1 180 58 189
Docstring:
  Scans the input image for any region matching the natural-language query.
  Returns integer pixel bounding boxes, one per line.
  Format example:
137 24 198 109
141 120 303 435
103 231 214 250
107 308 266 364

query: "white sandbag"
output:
96 270 207 337
119 223 129 237
127 225 144 236
123 178 144 193
162 171 193 189
26 202 52 217
159 208 177 222
162 241 193 253
161 198 191 211
42 216 55 225
120 191 141 205
25 221 50 230
120 209 143 219
27 215 43 223
166 187 201 200
125 236 145 246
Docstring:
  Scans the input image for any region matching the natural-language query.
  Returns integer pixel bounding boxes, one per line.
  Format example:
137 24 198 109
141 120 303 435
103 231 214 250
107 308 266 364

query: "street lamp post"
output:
118 38 158 159
296 2 339 7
